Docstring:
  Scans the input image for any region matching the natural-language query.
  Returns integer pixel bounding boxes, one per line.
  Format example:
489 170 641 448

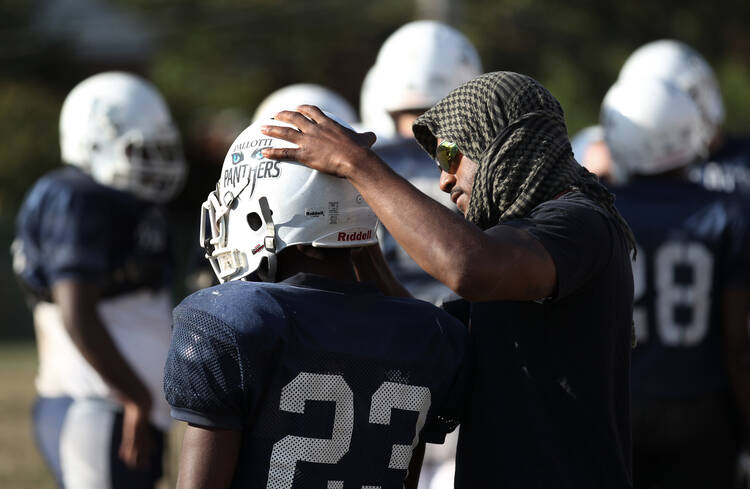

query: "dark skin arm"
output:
261 106 556 301
176 424 241 489
723 288 750 432
52 279 153 469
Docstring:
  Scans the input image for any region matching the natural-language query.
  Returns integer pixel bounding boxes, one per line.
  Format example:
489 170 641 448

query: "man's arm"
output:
723 287 750 432
176 424 241 489
51 279 153 469
261 107 556 302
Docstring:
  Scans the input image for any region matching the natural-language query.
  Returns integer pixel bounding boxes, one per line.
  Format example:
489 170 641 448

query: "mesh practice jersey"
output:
164 273 469 489
614 178 750 398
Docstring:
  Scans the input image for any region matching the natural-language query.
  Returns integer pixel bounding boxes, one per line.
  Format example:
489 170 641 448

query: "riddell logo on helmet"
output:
337 230 373 242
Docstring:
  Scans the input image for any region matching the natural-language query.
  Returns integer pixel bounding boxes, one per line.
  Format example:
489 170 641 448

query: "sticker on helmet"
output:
328 201 339 224
231 152 244 164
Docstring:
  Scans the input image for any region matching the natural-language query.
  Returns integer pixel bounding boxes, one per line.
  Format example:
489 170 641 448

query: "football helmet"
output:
617 39 724 142
252 83 357 126
200 116 379 283
371 20 482 114
59 72 187 203
358 65 397 142
601 77 709 176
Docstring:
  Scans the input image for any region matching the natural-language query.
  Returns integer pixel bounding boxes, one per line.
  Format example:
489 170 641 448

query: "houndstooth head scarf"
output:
413 71 635 255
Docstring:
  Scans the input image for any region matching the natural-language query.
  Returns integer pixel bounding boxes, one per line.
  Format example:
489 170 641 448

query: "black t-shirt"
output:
451 192 634 489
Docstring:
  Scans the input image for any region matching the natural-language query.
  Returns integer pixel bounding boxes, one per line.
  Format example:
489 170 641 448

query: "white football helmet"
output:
59 72 187 203
601 78 709 176
358 65 398 142
252 83 357 126
617 39 724 142
364 20 482 116
200 116 379 283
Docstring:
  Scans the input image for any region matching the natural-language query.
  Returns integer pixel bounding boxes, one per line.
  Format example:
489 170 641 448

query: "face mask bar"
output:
117 130 187 203
200 189 247 282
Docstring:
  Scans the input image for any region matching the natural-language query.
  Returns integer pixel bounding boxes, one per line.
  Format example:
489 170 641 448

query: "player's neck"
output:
275 245 357 283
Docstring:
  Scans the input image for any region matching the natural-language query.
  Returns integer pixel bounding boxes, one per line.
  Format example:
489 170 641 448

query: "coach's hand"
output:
260 105 376 179
120 399 153 469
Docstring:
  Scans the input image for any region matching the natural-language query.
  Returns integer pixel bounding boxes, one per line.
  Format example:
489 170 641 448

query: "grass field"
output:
0 341 184 489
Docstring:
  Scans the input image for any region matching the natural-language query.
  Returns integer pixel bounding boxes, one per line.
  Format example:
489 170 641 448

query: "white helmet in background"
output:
601 78 709 176
200 116 379 283
358 65 397 141
59 71 187 203
373 20 482 113
617 39 724 142
252 83 357 126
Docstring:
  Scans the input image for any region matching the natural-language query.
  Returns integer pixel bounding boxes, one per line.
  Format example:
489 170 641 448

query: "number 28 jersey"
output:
163 273 469 489
613 179 750 398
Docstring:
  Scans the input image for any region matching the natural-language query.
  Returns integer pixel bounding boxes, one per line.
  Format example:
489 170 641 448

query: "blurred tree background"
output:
1 0 749 337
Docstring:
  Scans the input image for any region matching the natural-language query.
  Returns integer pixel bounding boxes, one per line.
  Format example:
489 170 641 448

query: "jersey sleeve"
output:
38 186 114 284
499 195 616 301
163 304 248 430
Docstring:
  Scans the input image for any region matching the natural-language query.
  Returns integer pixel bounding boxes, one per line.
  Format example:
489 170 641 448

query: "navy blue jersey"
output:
164 273 469 489
614 178 750 398
690 134 750 194
374 138 454 304
13 166 172 299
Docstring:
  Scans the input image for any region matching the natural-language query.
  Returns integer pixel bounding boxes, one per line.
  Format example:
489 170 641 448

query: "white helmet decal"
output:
59 72 187 203
201 116 379 283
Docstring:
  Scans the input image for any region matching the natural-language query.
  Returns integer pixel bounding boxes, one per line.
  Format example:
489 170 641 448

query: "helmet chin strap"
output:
257 196 278 282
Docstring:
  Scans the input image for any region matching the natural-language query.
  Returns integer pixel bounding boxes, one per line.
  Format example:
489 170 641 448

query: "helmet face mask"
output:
59 72 187 203
201 117 379 283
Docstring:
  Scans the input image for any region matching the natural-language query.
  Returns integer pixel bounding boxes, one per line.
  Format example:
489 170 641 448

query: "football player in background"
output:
163 117 469 489
360 21 482 305
602 76 750 489
570 124 619 185
11 72 187 488
617 39 750 195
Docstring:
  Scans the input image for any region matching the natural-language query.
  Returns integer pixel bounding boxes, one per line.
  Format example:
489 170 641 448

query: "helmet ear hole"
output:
247 212 263 231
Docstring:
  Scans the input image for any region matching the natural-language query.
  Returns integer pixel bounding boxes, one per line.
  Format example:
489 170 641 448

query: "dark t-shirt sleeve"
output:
163 304 247 430
496 194 615 301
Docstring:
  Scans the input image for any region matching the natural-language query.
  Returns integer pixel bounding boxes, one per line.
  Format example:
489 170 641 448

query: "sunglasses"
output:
435 140 460 173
